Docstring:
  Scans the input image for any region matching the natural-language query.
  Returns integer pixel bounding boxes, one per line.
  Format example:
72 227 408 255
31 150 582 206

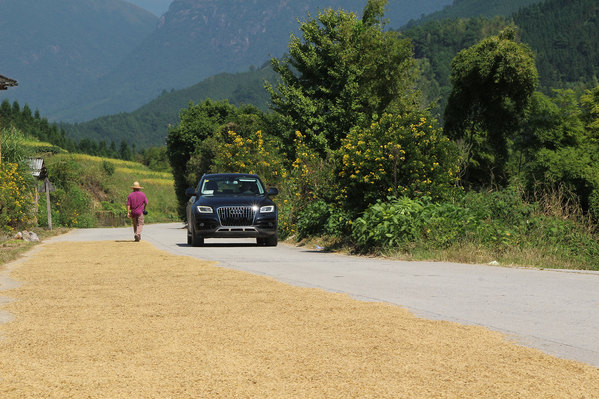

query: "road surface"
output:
47 222 599 368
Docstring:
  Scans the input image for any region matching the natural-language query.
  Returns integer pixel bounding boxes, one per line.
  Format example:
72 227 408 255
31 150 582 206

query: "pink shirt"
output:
127 191 148 217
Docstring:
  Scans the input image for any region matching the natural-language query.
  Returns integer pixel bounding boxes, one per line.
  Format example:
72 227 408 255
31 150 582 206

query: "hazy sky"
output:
126 0 172 16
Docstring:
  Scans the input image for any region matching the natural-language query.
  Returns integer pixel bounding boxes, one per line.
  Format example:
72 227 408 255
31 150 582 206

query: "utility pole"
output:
0 74 19 166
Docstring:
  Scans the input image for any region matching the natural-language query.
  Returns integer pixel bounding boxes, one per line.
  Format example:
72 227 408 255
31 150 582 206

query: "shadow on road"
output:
175 243 259 248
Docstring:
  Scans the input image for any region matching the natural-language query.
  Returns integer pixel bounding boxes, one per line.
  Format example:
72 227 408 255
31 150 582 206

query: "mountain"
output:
54 0 453 122
64 0 599 148
0 0 158 117
63 66 277 147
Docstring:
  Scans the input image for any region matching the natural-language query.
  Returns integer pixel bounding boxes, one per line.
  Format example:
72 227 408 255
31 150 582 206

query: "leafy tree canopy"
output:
267 0 418 155
444 26 538 187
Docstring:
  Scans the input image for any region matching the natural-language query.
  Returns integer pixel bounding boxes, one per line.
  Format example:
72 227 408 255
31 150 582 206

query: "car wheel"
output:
265 234 278 247
190 225 204 247
187 226 192 245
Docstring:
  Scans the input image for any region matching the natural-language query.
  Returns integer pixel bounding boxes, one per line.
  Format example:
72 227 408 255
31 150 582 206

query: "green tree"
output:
444 26 538 187
166 100 276 218
166 99 238 218
520 89 599 219
267 0 418 155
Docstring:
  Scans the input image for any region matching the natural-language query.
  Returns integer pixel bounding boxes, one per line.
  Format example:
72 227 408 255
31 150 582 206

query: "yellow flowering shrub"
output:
212 130 285 187
0 162 34 232
336 113 460 211
277 131 336 237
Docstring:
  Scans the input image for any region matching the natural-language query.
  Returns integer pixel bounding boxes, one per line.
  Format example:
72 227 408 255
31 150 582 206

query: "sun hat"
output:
131 181 144 189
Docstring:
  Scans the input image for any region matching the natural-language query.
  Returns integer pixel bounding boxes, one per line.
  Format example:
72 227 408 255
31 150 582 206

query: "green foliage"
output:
62 67 278 148
336 112 459 211
138 146 171 172
519 89 599 220
40 158 94 228
296 200 331 240
514 0 599 92
352 197 426 250
102 160 116 176
267 0 418 154
444 26 538 187
294 200 352 240
1 126 34 167
351 189 599 269
0 162 35 233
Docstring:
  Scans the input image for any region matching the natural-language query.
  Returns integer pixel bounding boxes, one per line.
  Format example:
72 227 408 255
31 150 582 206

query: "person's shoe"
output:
134 235 140 242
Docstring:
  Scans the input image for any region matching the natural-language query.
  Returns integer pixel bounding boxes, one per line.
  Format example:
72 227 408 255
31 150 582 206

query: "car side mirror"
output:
267 187 278 196
185 187 196 197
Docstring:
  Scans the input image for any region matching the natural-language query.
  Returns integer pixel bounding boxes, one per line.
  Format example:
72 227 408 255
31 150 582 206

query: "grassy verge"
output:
38 153 178 227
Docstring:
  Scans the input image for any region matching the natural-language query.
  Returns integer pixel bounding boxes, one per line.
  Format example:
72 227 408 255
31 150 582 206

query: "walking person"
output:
127 181 148 242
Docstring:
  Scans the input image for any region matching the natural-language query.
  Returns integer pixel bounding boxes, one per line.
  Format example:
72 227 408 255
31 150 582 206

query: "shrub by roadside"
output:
350 189 599 270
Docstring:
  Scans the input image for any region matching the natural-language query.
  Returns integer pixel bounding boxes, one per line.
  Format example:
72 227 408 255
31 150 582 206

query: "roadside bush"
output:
40 157 95 228
418 201 477 248
102 160 115 176
0 162 35 233
276 131 337 239
336 112 460 212
352 197 425 251
351 187 599 269
296 200 331 239
324 207 353 237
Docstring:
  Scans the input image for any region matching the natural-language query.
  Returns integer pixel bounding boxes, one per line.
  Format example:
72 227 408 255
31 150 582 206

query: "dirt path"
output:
1 241 598 398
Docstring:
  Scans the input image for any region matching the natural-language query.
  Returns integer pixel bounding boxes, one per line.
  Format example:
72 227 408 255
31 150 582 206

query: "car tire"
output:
265 234 278 247
190 225 204 247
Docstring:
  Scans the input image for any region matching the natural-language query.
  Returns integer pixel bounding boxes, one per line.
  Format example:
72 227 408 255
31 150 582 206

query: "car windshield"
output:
200 177 265 196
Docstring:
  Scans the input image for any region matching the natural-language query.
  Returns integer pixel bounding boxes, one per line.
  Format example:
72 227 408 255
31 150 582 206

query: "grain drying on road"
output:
1 241 598 398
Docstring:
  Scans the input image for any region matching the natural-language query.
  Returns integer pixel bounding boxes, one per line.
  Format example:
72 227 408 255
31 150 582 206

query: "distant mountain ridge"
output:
62 0 598 148
56 0 453 122
0 0 157 118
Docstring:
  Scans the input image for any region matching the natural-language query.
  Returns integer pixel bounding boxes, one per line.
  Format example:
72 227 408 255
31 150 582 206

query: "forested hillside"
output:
63 67 276 147
60 0 452 122
514 0 599 90
404 0 599 114
407 0 543 25
65 0 598 147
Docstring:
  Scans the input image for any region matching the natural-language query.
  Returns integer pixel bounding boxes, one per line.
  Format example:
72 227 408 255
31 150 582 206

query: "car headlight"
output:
197 206 213 213
260 205 275 213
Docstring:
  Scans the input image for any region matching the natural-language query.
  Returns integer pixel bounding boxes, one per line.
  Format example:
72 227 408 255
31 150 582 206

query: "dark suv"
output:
185 173 278 246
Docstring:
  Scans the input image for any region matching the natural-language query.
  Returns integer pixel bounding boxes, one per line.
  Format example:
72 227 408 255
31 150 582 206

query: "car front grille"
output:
217 206 256 226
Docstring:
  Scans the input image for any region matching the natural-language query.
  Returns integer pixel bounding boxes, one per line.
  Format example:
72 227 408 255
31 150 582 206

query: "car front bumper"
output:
191 213 277 238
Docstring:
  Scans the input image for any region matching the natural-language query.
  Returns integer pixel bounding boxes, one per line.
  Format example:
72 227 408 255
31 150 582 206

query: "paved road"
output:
46 223 599 367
